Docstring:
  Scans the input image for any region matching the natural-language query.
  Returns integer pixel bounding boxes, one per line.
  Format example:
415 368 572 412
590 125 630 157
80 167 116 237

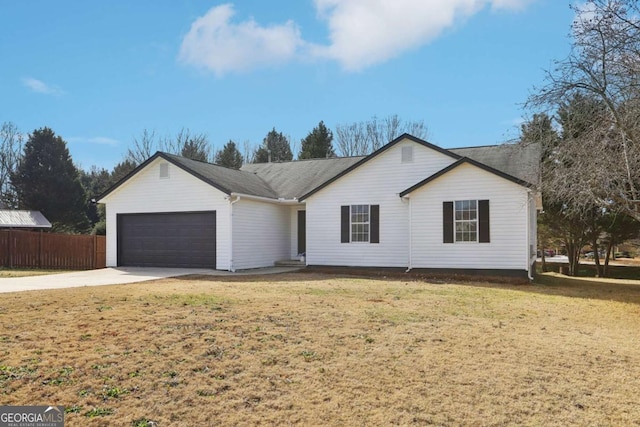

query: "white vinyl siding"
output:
232 199 290 270
100 158 231 270
409 163 530 270
306 138 456 267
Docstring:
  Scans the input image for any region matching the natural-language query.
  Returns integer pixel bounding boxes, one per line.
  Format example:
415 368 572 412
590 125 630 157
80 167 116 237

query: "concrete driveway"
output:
0 266 301 293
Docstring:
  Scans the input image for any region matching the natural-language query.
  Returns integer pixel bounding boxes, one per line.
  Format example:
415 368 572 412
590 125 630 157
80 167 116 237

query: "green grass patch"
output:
540 262 640 279
85 407 114 418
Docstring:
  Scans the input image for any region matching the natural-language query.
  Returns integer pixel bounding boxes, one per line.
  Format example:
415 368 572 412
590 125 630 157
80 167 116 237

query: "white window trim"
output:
350 204 370 243
454 200 478 243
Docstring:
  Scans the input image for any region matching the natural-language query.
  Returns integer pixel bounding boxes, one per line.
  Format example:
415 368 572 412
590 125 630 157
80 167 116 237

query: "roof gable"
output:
450 142 540 186
99 152 278 201
298 134 461 201
162 153 277 198
399 157 533 197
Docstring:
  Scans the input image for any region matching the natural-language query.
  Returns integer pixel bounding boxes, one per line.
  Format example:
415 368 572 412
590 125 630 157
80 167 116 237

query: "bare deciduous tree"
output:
527 0 640 221
0 122 24 208
164 128 210 162
125 129 157 166
521 96 639 276
242 140 256 165
335 121 369 157
125 128 211 165
335 114 429 156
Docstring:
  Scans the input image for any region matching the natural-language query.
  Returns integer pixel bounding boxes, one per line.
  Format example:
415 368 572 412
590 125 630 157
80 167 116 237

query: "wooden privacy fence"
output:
0 230 106 270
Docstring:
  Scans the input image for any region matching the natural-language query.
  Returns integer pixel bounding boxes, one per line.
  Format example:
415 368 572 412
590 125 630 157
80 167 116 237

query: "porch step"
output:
274 259 306 267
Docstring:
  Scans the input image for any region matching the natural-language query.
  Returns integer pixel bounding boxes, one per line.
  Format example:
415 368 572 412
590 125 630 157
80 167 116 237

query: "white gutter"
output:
229 192 301 205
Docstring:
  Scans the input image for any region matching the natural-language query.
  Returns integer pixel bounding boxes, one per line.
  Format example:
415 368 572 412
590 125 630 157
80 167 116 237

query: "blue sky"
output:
0 0 575 170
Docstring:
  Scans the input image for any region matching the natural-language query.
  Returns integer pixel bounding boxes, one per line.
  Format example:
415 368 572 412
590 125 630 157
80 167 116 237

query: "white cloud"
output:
179 0 535 75
178 3 305 76
312 0 534 71
21 77 65 96
67 136 120 146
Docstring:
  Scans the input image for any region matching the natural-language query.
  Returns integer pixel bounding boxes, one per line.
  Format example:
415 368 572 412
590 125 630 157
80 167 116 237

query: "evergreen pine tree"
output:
253 128 293 163
215 140 244 169
299 121 335 159
12 127 90 232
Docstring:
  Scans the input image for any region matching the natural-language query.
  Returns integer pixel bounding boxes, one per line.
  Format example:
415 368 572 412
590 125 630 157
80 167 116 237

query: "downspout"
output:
526 191 534 281
229 195 241 272
403 195 412 272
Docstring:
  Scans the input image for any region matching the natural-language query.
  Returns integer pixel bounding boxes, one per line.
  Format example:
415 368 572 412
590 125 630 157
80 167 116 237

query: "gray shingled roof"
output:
101 140 540 202
0 210 52 228
161 153 279 198
240 157 364 199
450 142 540 185
172 142 539 199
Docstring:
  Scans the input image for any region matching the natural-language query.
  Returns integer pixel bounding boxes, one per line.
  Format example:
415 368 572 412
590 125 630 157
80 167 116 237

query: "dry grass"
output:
1 272 639 426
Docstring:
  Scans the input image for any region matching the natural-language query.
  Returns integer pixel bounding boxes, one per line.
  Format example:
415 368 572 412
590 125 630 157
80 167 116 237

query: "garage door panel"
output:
118 211 216 268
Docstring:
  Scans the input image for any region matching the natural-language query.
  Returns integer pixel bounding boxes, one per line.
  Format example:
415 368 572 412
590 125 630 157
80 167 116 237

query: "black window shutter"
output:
370 205 379 243
341 205 350 243
443 202 454 243
478 200 490 243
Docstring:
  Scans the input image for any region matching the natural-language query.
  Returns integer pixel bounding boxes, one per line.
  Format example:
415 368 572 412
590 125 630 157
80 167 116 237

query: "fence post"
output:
92 234 97 269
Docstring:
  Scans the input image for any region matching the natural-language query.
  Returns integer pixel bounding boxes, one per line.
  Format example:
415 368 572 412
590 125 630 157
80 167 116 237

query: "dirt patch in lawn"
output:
1 272 639 426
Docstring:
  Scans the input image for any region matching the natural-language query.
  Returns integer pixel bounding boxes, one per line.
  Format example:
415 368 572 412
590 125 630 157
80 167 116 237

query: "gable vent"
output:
159 163 169 179
401 146 413 163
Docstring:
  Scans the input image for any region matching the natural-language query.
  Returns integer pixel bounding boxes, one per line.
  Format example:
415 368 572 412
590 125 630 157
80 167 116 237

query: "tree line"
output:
519 0 640 277
0 115 428 234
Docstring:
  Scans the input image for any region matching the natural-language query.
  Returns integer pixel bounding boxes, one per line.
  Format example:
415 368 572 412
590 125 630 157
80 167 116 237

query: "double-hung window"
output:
350 204 370 242
341 205 380 243
454 200 477 242
443 200 490 243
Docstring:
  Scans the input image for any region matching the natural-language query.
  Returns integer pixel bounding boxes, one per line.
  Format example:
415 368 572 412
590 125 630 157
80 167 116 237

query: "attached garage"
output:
117 211 216 268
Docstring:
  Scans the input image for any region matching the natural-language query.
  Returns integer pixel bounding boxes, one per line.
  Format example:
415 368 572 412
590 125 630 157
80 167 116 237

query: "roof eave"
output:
399 157 534 197
97 152 234 203
299 133 461 201
1 224 52 229
230 192 301 205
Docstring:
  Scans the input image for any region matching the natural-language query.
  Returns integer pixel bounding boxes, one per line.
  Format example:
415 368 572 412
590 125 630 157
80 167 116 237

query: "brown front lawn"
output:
1 272 639 426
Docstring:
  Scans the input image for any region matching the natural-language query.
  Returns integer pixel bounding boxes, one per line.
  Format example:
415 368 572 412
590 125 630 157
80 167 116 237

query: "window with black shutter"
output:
443 200 489 243
340 205 380 243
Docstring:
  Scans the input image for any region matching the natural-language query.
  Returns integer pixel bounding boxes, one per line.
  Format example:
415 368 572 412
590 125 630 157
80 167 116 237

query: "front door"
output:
297 210 306 255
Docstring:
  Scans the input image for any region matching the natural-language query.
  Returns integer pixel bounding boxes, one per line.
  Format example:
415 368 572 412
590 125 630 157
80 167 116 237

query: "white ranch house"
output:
99 134 540 278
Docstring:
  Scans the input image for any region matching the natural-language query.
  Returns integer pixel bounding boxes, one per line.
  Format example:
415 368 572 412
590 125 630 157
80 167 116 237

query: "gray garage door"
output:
117 211 216 268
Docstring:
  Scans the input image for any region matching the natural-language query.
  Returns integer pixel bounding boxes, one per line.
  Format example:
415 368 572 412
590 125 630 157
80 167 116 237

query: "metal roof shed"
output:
0 210 52 229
